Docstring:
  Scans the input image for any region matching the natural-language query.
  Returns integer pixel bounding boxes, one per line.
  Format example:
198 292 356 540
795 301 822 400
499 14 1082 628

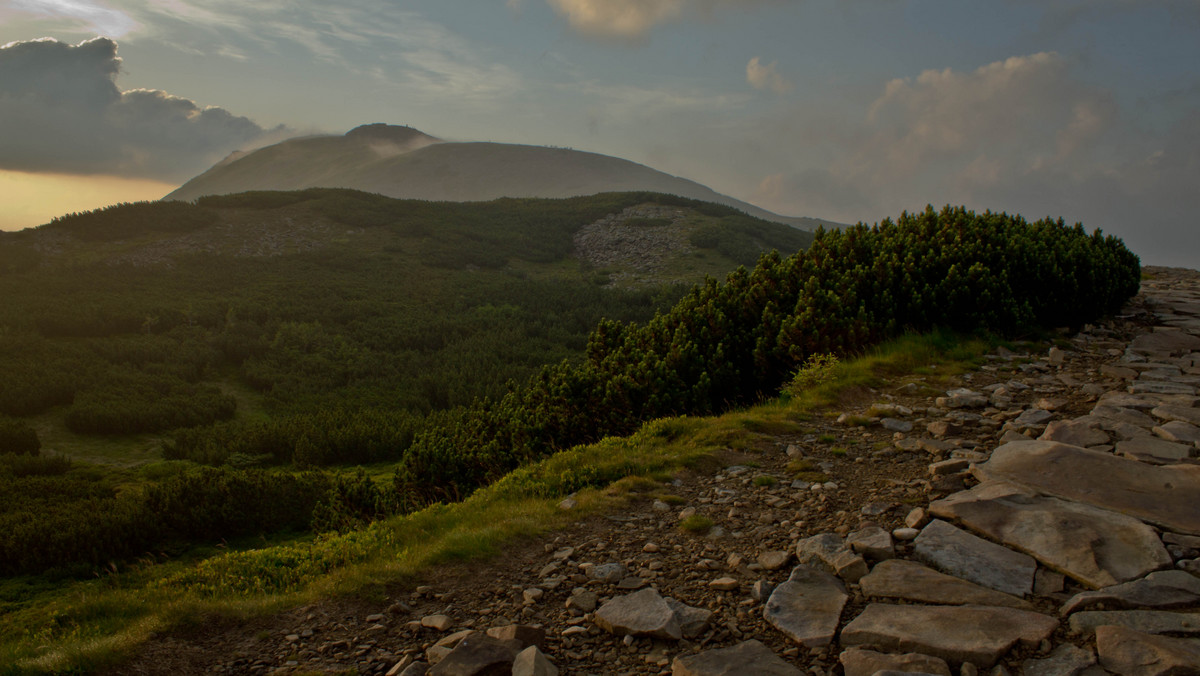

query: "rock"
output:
1035 569 1066 595
672 639 803 676
522 588 544 604
1012 409 1053 428
794 533 869 583
399 664 430 676
593 587 682 640
762 564 848 648
485 625 546 651
428 633 519 676
859 559 1033 609
838 647 952 676
752 579 775 601
1116 436 1193 463
861 500 895 516
588 562 628 583
708 577 739 591
928 421 962 438
930 458 970 475
1068 609 1200 637
1155 420 1200 444
1038 419 1110 447
1151 405 1200 426
882 418 914 433
565 589 597 613
975 440 1200 536
758 550 791 570
1021 644 1096 676
1129 331 1200 356
1061 570 1200 615
422 615 455 632
840 603 1058 669
511 646 558 676
929 481 1173 589
664 597 712 638
1095 624 1200 676
913 519 1036 597
846 526 894 561
893 527 920 541
1130 381 1197 396
906 507 929 529
1048 347 1066 365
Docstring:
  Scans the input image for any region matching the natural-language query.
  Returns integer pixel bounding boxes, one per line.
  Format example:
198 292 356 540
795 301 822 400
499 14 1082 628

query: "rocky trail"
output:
118 266 1200 676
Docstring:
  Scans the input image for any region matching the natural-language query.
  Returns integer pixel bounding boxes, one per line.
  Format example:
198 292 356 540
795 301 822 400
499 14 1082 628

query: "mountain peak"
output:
344 123 439 145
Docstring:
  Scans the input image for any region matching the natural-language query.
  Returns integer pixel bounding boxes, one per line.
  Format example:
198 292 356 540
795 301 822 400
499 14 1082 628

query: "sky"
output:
0 1 1197 267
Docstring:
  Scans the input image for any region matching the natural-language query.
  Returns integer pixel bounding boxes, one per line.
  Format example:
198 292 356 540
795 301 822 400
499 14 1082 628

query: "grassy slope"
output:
0 331 998 675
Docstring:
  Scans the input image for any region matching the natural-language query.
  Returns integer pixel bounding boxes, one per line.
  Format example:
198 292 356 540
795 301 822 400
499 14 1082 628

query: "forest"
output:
0 197 1139 582
0 190 813 578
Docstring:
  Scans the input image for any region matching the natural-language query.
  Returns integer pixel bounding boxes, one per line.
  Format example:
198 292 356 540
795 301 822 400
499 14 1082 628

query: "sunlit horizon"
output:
0 170 177 231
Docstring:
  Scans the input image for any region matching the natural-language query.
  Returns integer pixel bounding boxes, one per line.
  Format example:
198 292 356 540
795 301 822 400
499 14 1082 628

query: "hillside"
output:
0 189 811 467
163 124 837 232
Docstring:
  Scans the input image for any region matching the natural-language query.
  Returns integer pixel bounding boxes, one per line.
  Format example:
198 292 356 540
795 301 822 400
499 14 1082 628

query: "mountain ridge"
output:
164 124 839 231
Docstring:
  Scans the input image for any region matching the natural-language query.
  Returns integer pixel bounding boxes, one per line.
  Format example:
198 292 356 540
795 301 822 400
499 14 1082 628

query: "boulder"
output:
913 519 1036 597
428 633 520 676
838 647 951 676
1068 609 1200 637
1061 570 1200 615
840 603 1058 669
1021 644 1096 676
1038 418 1110 447
1096 624 1200 676
672 639 802 676
763 564 848 648
929 481 1172 589
859 559 1032 609
511 646 557 676
593 588 682 639
975 440 1200 535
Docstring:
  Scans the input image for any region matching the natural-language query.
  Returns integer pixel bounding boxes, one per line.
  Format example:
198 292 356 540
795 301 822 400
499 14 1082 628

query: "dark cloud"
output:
0 37 284 179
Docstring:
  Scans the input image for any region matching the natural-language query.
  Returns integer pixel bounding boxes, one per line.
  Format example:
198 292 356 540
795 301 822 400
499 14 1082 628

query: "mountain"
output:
164 124 836 231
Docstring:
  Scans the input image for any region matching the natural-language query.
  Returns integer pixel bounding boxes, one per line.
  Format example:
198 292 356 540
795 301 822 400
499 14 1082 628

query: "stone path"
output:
116 267 1200 676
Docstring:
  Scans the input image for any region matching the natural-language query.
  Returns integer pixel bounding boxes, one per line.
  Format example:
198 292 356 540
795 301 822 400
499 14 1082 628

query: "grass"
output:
752 475 777 487
679 515 715 534
0 330 996 675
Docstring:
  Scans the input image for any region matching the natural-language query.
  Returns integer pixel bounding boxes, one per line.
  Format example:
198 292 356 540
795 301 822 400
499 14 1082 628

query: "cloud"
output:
8 0 138 37
749 51 1200 266
746 56 792 94
543 0 774 40
0 37 285 179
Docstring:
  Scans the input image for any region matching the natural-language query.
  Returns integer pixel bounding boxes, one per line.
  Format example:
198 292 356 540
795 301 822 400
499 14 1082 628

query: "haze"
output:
1 0 1197 267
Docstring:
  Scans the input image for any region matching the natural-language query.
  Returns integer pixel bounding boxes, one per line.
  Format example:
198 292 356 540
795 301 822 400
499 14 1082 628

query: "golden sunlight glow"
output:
0 171 178 231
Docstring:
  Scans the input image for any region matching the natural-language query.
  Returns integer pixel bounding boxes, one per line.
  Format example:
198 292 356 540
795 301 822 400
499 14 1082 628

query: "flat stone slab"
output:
1022 644 1096 676
1117 437 1193 463
1062 570 1200 615
913 519 1036 597
975 441 1200 536
1069 609 1200 637
1130 331 1200 356
672 639 802 676
1130 381 1198 396
859 559 1032 609
1155 420 1200 444
1096 625 1200 676
839 647 951 676
839 604 1058 669
763 565 848 648
1092 405 1159 428
1039 418 1110 447
929 481 1172 589
593 588 681 639
1152 405 1200 426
